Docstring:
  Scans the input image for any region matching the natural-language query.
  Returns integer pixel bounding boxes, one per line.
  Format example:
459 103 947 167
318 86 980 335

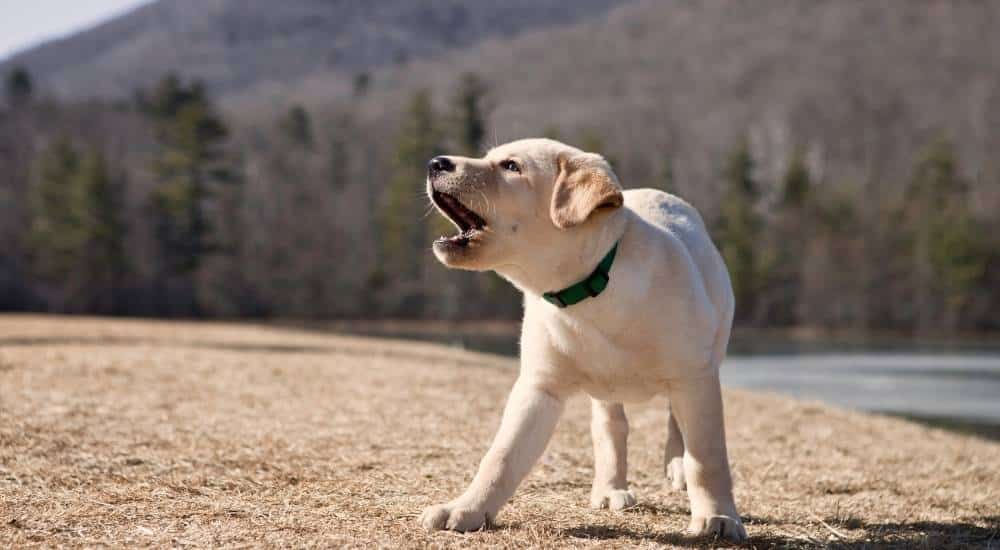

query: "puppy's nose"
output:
428 156 456 176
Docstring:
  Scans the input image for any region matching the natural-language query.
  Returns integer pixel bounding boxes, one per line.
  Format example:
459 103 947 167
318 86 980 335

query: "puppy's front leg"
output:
589 399 636 510
421 377 564 531
668 374 747 542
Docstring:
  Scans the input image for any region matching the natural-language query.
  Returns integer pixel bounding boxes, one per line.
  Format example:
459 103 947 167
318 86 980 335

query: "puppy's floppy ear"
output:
550 152 624 229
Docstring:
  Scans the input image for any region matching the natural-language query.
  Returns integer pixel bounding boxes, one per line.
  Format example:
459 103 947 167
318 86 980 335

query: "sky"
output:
0 0 152 62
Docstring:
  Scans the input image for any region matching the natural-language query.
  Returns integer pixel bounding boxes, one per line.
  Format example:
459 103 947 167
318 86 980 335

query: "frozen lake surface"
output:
327 324 1000 426
722 353 1000 423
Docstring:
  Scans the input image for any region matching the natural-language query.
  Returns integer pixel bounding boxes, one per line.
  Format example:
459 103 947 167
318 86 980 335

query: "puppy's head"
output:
427 138 623 271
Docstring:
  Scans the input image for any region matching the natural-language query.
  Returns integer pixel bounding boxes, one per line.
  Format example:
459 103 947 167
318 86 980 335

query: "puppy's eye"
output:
500 159 521 173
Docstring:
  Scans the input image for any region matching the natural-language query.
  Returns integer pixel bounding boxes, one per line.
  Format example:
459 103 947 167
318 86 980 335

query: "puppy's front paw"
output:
687 514 747 542
420 502 490 532
589 488 637 511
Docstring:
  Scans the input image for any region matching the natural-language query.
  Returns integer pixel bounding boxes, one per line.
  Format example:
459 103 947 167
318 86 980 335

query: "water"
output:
721 354 1000 424
330 324 1000 427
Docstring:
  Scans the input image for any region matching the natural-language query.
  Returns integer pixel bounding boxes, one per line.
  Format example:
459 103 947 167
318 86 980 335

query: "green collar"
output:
543 242 619 308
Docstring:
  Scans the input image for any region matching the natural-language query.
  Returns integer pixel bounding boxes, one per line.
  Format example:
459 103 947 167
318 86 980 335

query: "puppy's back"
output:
624 188 735 334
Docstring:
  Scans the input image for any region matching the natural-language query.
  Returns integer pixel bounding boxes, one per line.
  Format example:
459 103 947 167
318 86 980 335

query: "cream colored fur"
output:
420 138 746 541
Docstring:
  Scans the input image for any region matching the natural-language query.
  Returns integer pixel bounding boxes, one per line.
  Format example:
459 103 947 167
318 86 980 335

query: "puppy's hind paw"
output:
687 514 747 542
589 488 637 511
666 456 686 491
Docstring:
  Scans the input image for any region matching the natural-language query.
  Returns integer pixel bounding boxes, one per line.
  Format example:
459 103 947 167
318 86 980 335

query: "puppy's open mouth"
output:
431 191 487 248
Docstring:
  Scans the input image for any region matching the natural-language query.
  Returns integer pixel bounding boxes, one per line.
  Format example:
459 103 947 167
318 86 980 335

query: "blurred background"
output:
0 1 998 432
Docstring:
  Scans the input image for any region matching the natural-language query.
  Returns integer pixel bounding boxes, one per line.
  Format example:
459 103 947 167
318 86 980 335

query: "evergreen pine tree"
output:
382 90 443 288
328 114 351 190
280 104 314 150
29 138 82 284
780 148 811 208
451 73 488 155
76 150 129 312
352 72 371 98
716 139 761 322
906 136 986 329
29 140 128 311
142 74 238 313
763 148 813 324
5 66 33 108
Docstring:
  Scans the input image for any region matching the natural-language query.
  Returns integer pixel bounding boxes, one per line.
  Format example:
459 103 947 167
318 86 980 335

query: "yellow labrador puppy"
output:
420 138 746 541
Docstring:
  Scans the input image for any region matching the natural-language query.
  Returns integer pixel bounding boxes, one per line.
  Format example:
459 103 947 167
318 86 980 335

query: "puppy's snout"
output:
428 156 456 177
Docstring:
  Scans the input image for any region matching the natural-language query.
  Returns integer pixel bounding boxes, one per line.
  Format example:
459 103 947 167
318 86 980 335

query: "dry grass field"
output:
1 315 997 549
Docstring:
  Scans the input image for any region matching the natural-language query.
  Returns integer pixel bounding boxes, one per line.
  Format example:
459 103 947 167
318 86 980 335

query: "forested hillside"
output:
0 0 624 98
1 0 998 330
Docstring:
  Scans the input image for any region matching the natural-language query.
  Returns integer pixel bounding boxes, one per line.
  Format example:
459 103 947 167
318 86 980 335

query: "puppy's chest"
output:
548 320 668 402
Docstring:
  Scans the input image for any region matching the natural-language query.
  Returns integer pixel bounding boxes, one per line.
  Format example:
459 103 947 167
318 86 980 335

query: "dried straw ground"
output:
1 315 997 549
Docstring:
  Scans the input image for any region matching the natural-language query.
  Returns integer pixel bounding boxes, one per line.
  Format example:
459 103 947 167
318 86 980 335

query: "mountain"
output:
7 0 1000 196
0 0 626 99
3 0 999 327
325 0 1000 198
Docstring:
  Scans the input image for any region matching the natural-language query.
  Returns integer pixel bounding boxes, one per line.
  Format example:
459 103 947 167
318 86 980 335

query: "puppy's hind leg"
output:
664 402 686 491
669 374 746 541
589 399 636 511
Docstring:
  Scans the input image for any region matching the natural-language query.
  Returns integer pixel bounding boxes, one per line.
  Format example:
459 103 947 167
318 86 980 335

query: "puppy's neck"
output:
497 209 628 299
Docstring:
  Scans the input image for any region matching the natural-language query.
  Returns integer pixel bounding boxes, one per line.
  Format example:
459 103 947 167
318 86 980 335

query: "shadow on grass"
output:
563 524 789 548
562 515 1000 549
823 516 1000 550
